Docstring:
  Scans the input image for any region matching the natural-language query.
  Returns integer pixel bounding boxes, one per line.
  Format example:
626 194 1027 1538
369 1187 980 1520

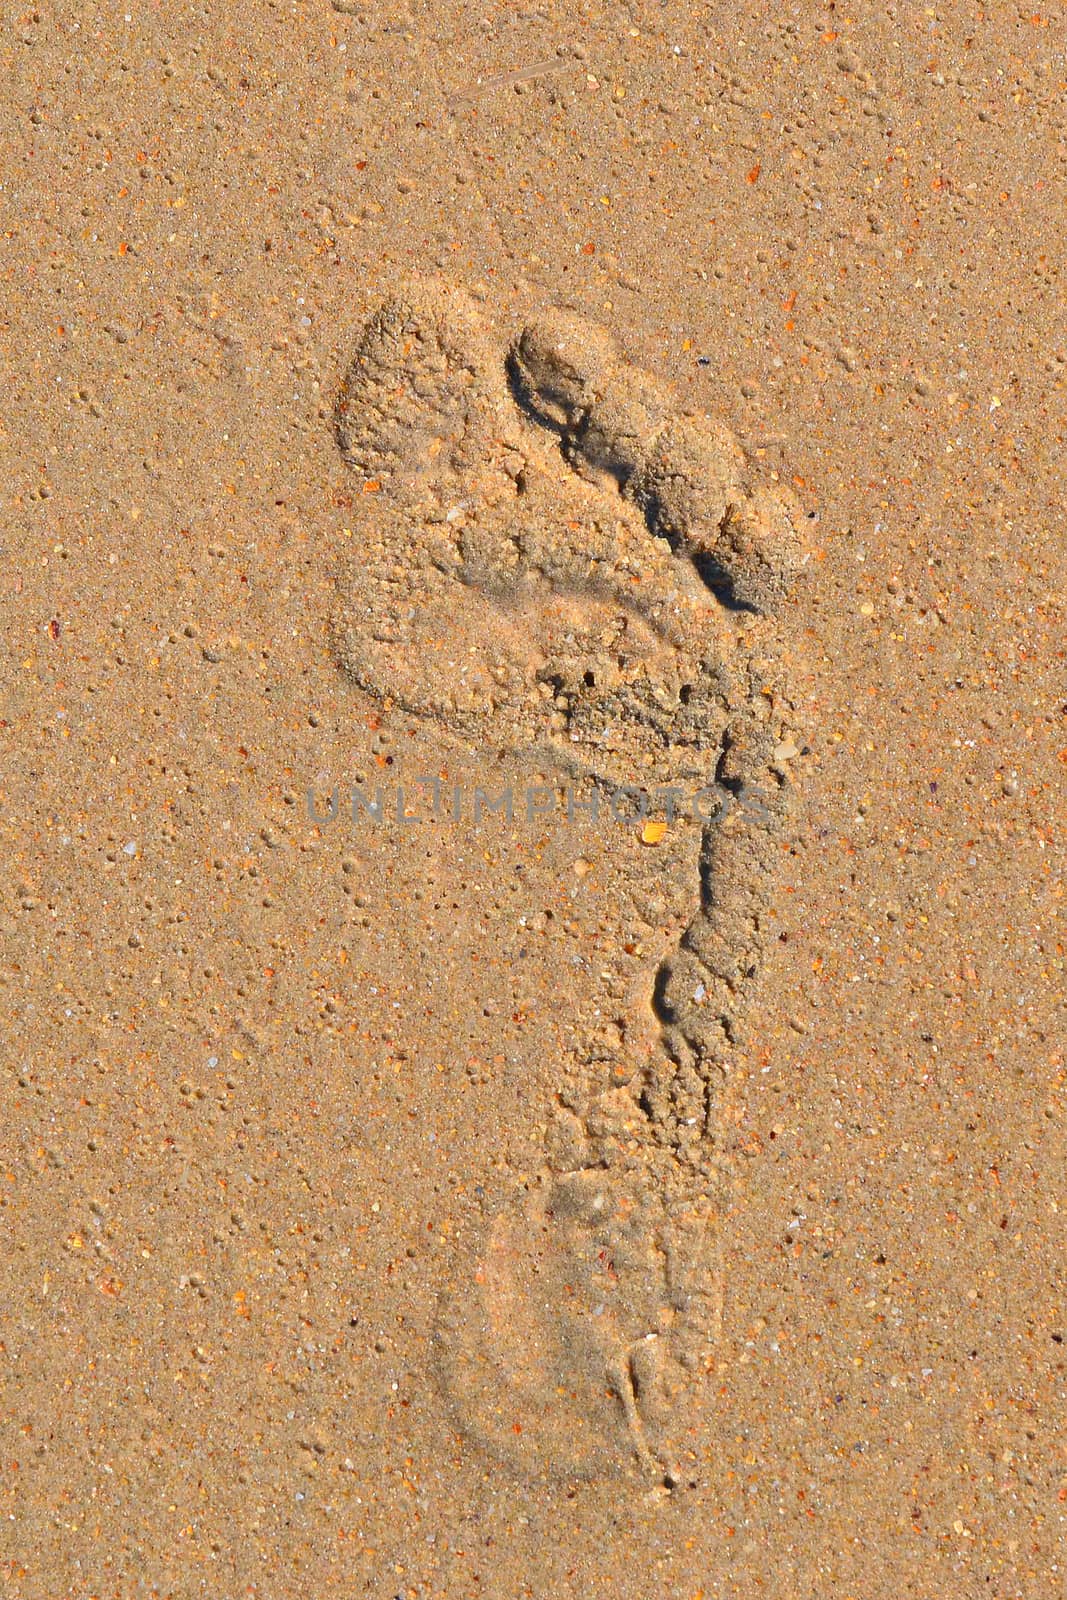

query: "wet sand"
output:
1 4 1064 1596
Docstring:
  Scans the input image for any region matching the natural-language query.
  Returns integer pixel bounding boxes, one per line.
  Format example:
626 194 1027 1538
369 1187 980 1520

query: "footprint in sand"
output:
332 281 808 1486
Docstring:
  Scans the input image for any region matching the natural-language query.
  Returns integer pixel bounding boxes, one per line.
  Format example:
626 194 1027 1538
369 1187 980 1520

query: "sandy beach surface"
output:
1 3 1064 1596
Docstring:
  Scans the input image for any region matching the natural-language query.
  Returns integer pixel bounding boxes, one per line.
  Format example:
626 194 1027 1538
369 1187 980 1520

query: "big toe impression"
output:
335 279 510 496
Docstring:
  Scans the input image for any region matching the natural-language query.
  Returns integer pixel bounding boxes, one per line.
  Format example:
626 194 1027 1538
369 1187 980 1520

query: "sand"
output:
1 3 1064 1596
